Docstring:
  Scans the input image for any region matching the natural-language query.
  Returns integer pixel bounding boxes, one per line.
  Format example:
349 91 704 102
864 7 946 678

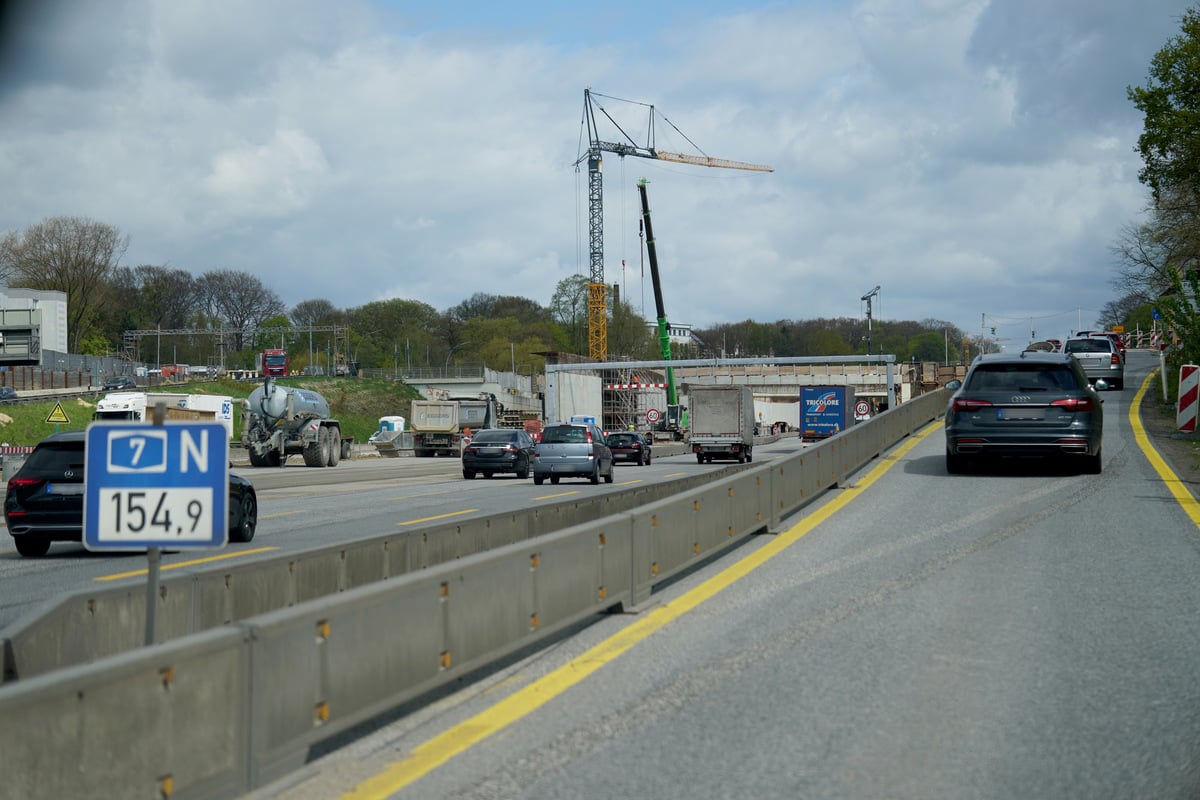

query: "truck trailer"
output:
687 385 756 464
410 394 499 457
93 391 235 441
800 386 851 439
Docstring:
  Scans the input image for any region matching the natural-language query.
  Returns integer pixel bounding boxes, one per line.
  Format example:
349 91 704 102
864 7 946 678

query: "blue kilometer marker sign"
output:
83 422 230 551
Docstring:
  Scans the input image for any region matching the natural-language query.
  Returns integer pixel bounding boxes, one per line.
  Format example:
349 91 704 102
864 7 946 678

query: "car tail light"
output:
1110 353 1121 366
952 398 993 412
1051 397 1095 412
7 476 43 493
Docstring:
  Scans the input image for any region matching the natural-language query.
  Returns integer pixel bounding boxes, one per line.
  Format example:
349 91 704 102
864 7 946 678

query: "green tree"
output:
1 216 127 351
1129 6 1200 208
1124 7 1200 365
549 275 590 355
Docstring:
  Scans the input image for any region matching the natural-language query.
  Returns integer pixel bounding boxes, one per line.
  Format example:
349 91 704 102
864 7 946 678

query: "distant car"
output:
0 386 16 402
1062 336 1124 389
944 351 1103 474
1085 331 1127 362
461 428 536 479
102 375 137 391
532 422 614 486
3 430 258 557
606 431 653 465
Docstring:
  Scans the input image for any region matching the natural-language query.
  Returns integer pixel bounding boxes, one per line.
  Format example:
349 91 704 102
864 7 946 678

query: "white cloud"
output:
0 0 1192 340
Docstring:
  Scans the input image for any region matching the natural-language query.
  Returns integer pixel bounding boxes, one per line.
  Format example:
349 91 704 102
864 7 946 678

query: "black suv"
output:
606 431 653 465
4 430 259 557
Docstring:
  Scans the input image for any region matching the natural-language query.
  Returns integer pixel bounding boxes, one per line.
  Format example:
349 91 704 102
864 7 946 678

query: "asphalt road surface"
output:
251 349 1200 800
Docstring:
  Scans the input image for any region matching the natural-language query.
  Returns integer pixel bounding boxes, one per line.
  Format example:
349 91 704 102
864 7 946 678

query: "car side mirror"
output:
945 379 962 391
1092 379 1109 391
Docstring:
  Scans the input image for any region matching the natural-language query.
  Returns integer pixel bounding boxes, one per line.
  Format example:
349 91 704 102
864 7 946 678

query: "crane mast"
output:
577 89 772 361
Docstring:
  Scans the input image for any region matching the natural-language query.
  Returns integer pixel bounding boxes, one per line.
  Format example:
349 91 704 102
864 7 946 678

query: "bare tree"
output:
109 265 201 330
290 299 341 329
1 216 128 351
198 270 285 351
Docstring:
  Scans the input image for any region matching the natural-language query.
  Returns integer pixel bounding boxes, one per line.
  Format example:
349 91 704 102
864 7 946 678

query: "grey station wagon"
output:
944 351 1103 474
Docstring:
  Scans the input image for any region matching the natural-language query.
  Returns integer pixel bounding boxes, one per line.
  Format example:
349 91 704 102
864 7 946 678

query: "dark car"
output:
461 428 536 479
532 421 614 485
944 351 1103 474
606 431 652 465
4 430 258 557
0 386 16 402
102 375 137 391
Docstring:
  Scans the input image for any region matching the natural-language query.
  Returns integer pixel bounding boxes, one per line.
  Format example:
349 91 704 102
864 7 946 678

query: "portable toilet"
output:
378 415 405 433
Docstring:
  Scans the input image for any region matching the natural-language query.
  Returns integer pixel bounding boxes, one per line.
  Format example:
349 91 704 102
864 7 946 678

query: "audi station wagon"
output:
944 352 1104 474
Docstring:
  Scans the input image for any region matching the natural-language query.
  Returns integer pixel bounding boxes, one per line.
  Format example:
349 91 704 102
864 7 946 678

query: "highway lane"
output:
254 350 1200 800
0 441 787 631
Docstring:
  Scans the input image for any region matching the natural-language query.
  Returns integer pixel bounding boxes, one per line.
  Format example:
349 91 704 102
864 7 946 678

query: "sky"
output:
0 0 1193 346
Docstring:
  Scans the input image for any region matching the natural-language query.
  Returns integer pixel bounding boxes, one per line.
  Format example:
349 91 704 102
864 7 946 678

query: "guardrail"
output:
0 390 947 799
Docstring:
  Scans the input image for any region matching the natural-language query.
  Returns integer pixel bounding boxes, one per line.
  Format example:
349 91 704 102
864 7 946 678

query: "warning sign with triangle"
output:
45 403 70 424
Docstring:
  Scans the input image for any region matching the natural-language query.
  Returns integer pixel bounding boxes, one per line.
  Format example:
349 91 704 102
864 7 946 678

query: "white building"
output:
645 320 703 348
0 288 69 366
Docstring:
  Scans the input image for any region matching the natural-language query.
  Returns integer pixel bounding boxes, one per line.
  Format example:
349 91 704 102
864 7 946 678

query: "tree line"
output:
0 215 980 374
1111 4 1200 373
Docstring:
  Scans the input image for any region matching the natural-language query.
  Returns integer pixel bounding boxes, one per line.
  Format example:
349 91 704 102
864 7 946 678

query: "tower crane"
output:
575 89 773 360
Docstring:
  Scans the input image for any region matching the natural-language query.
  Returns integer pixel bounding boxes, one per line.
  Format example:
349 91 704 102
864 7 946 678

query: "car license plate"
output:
997 408 1044 421
46 483 84 495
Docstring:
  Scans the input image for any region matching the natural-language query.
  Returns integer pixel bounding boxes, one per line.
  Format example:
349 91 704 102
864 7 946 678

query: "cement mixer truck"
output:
242 378 345 467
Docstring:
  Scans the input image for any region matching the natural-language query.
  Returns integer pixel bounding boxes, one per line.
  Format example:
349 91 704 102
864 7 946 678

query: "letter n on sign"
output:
1179 364 1199 433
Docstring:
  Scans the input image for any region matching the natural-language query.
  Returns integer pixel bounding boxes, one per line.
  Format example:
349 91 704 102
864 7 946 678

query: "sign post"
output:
84 415 229 643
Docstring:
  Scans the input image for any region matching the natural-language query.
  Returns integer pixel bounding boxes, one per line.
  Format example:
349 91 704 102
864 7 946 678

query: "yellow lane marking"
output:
1131 370 1200 526
388 491 452 500
532 491 579 501
663 472 687 478
341 423 940 798
262 510 305 519
95 547 280 581
398 509 478 526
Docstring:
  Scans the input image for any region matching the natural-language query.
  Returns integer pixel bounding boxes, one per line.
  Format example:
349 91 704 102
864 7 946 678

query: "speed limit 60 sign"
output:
83 422 230 551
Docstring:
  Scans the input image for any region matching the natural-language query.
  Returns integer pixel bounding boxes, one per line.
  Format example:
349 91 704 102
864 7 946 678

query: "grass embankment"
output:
0 377 420 446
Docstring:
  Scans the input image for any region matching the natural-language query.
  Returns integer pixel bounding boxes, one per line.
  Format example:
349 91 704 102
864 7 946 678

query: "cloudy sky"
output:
0 0 1191 344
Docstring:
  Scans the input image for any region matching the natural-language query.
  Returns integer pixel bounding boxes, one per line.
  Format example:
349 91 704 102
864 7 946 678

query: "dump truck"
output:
242 378 345 467
93 391 235 440
800 386 851 439
410 393 499 457
687 385 755 464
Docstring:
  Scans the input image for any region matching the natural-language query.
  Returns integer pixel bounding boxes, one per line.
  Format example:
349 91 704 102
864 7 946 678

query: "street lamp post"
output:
861 285 880 357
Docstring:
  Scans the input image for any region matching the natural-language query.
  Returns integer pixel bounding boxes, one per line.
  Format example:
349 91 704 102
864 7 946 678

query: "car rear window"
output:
471 430 515 444
968 366 1076 391
24 442 86 474
608 434 636 446
540 426 587 444
1065 339 1110 353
